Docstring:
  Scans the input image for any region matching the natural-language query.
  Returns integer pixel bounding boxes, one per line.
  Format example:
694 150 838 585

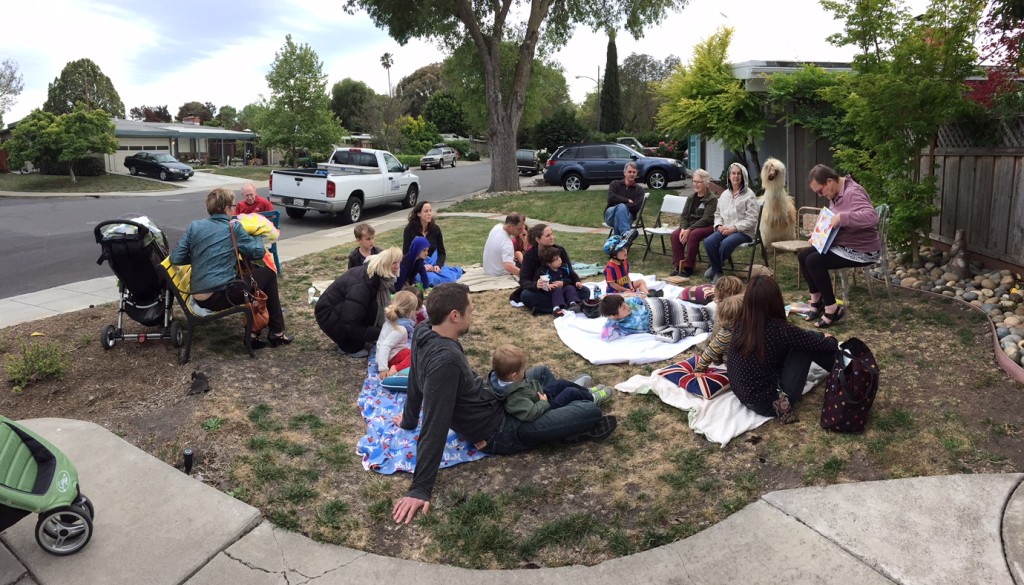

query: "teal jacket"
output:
170 214 264 293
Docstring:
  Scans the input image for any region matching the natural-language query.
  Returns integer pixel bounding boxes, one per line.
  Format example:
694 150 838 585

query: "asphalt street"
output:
0 162 491 298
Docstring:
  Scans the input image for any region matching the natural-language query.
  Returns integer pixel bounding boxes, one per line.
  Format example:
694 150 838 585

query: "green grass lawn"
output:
208 167 275 181
0 172 177 193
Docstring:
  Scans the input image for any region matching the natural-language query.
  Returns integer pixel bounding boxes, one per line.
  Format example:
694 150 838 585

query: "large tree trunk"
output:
488 122 521 192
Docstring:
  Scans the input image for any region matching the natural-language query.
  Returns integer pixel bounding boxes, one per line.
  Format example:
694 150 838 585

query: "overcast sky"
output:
1 0 931 126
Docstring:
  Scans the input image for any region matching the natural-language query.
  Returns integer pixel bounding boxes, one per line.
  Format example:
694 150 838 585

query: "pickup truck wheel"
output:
340 198 362 225
402 185 419 209
285 207 307 219
645 170 667 189
562 173 585 192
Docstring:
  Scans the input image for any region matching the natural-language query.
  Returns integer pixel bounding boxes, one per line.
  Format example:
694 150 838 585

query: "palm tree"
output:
380 53 394 97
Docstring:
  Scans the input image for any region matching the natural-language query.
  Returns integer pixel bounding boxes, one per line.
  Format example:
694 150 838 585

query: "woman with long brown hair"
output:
517 223 590 313
727 275 837 421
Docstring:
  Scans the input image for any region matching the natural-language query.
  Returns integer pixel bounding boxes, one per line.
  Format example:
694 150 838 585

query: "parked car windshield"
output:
426 148 443 155
152 153 180 163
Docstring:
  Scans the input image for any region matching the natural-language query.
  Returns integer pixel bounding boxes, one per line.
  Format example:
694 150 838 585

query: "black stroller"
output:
94 214 184 350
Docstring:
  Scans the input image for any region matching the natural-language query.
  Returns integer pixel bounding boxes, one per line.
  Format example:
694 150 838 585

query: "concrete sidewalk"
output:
0 418 1021 585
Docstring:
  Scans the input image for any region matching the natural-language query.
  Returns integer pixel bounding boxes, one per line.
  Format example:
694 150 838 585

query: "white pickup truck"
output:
268 147 420 224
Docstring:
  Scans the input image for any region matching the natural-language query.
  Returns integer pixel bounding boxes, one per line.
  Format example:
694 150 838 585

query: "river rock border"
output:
872 245 1024 383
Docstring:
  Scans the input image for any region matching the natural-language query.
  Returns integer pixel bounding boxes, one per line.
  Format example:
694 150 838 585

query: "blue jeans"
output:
703 230 752 276
522 286 591 313
604 204 633 236
482 400 604 455
544 380 594 409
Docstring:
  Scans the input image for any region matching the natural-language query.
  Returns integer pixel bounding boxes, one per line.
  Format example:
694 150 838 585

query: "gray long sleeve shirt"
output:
400 324 505 501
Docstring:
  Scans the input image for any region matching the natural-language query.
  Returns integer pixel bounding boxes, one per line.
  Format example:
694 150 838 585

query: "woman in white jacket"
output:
375 290 419 378
703 162 760 283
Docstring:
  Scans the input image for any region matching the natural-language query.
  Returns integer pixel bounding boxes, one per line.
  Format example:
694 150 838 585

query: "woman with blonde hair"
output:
315 247 402 357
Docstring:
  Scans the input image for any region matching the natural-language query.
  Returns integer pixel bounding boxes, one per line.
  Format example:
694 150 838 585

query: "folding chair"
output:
723 201 765 281
771 206 821 288
642 194 688 260
258 210 282 273
835 203 893 307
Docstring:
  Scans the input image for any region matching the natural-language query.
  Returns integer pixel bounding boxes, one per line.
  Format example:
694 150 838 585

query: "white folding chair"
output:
642 195 688 260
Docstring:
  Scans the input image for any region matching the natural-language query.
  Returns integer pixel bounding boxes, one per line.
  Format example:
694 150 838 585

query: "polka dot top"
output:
726 318 838 409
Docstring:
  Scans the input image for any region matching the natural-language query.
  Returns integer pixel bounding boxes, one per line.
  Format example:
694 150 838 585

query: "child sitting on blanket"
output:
677 275 743 305
603 234 660 297
598 294 714 343
694 294 744 372
347 223 381 270
401 284 428 326
539 246 585 317
375 291 418 378
397 236 432 290
490 345 612 421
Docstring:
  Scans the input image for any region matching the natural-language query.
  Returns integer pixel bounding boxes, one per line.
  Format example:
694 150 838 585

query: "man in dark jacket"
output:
604 162 645 236
391 283 616 524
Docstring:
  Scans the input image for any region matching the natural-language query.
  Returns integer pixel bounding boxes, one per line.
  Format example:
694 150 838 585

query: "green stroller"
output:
0 416 94 555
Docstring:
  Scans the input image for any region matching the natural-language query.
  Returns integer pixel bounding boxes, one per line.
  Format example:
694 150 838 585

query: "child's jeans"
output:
550 285 581 308
543 379 594 408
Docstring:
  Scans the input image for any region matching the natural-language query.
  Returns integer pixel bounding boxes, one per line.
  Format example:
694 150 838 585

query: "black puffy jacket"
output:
315 265 385 352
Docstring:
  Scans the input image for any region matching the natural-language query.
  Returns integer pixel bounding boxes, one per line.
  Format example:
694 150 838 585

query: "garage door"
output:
112 140 171 174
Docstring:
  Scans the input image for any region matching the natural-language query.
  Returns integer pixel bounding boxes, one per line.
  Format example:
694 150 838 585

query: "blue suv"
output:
542 142 687 191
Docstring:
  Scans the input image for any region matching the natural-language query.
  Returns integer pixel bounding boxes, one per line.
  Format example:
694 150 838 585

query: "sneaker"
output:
568 301 581 313
339 348 369 358
711 273 724 285
703 267 715 279
624 229 639 246
565 415 617 443
552 308 566 319
573 374 593 388
669 269 681 277
648 289 664 298
590 384 614 405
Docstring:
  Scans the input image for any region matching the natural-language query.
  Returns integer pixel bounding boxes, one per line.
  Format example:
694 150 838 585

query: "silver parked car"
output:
420 146 457 170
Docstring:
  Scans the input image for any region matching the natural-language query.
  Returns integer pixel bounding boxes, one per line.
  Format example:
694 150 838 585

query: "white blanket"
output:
552 278 714 365
615 362 830 447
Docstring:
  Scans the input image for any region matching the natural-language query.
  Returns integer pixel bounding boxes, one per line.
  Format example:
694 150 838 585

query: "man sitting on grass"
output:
392 283 616 525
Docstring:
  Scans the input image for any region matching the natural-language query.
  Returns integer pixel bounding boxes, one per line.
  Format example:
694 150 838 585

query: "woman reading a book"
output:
799 164 880 328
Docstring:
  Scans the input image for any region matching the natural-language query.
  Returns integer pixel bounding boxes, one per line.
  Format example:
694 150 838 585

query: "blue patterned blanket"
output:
356 352 489 474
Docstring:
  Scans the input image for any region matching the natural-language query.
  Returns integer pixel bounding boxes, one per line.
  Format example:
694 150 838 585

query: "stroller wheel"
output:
76 493 95 522
169 319 184 348
35 504 93 556
100 325 116 350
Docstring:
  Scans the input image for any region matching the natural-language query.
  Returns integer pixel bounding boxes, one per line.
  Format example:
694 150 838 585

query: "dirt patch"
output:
2 261 1022 569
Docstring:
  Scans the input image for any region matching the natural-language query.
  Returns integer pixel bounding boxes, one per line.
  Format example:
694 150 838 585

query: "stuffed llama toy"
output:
758 158 797 265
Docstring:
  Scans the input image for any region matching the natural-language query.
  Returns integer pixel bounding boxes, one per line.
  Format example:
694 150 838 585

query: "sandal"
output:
803 300 825 322
815 305 846 328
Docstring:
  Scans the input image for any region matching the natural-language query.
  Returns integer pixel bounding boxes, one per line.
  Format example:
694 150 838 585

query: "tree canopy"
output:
422 91 469 136
176 101 217 123
343 0 690 191
129 105 172 122
6 105 117 183
657 26 767 177
330 78 376 131
395 63 444 117
43 58 125 118
258 35 343 162
0 59 24 127
620 53 679 134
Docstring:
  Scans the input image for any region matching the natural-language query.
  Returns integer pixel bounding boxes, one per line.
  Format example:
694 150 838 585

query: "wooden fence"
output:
921 116 1024 270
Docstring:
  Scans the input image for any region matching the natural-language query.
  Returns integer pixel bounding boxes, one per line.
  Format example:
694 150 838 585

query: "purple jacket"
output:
830 176 880 253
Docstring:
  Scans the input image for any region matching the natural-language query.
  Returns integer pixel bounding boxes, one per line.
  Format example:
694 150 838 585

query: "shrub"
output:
397 154 422 167
465 151 481 161
446 140 472 157
5 341 67 393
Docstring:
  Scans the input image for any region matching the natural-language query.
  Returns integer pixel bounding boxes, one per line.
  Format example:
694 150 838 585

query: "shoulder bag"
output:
229 225 270 333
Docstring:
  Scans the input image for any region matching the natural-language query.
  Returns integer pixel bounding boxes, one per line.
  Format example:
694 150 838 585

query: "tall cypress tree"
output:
600 29 622 134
